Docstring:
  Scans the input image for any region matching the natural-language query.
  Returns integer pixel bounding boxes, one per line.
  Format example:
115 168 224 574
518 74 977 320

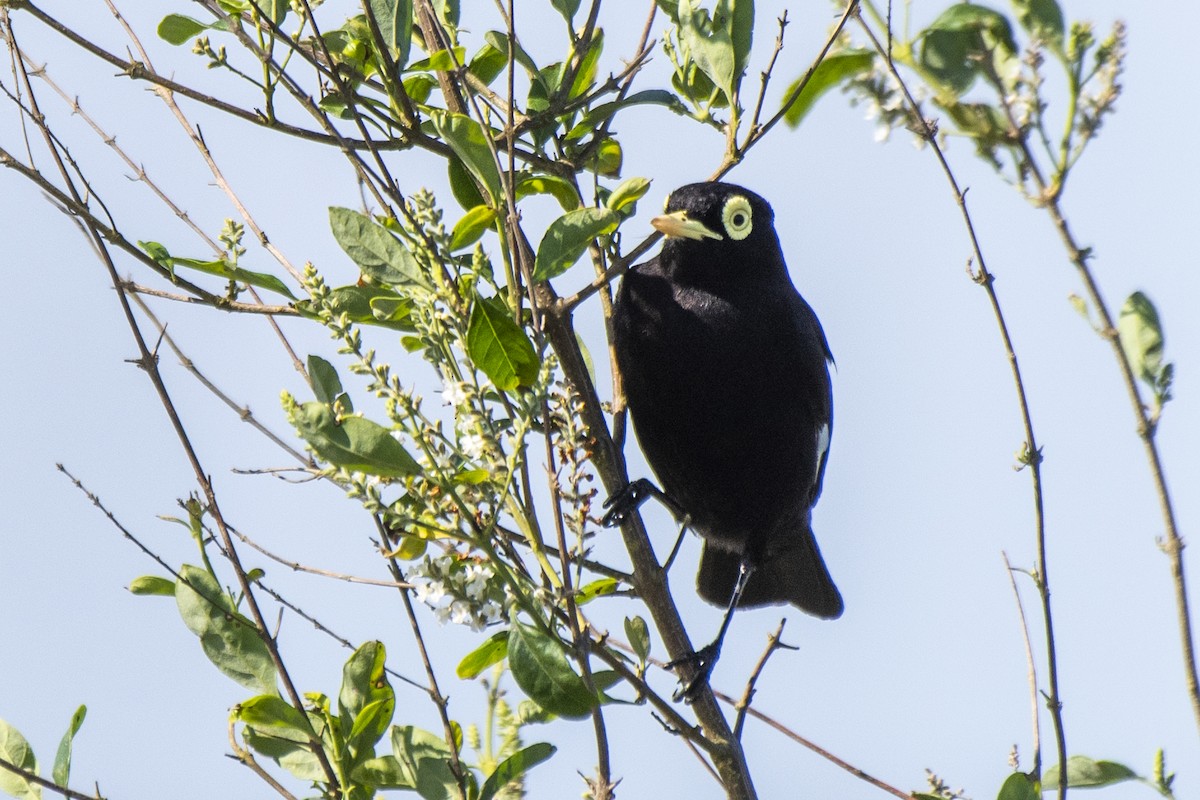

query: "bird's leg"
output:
667 559 755 703
600 478 687 528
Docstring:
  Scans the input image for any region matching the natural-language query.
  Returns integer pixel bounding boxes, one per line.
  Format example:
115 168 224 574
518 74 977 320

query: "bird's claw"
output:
666 643 721 703
600 478 656 528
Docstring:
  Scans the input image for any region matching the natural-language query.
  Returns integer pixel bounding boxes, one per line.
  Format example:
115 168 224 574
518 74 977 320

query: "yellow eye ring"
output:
722 196 753 240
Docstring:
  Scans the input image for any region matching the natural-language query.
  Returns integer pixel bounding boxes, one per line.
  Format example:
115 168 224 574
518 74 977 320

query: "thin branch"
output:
712 692 915 800
854 14 1067 795
732 619 796 740
1004 551 1043 778
0 756 104 800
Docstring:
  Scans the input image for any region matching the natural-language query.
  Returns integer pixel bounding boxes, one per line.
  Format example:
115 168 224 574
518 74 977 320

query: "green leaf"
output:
449 205 498 251
295 285 415 330
606 177 651 214
390 726 463 800
533 207 620 281
919 3 1019 96
567 30 604 100
432 112 502 206
677 0 751 103
550 0 580 23
457 630 510 679
1118 291 1166 385
588 137 623 177
407 46 467 72
576 577 619 604
352 755 416 789
289 401 422 477
367 0 413 68
138 241 297 299
515 175 579 211
0 718 39 800
308 355 344 406
328 208 428 289
624 616 651 662
1044 756 1139 789
158 14 209 45
783 50 876 128
468 43 508 87
479 742 557 800
484 31 541 79
507 622 596 719
339 642 395 760
175 565 278 694
235 694 312 734
1012 0 1064 48
466 295 540 391
566 90 688 140
995 773 1038 800
241 715 326 781
254 0 289 24
128 575 177 596
51 706 86 789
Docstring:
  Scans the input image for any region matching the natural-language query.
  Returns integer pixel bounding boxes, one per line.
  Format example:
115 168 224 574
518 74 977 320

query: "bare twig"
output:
854 14 1067 795
732 619 797 740
1004 551 1043 777
712 691 915 800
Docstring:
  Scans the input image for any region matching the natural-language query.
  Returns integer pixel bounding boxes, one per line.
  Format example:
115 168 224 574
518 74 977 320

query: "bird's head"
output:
651 182 783 283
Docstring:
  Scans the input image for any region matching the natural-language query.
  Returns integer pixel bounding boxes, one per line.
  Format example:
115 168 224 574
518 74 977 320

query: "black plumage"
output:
608 181 842 692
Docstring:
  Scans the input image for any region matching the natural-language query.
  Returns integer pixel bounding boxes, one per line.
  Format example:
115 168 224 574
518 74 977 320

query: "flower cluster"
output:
408 553 507 631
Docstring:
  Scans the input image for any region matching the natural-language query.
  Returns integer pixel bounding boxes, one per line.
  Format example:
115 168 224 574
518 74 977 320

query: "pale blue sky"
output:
3 1 1198 798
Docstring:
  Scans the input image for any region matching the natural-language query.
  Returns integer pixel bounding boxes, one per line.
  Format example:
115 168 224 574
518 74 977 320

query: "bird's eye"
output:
722 196 753 241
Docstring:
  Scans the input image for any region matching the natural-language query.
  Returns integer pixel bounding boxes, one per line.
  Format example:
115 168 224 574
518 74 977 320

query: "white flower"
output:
460 433 487 460
448 600 474 626
441 379 468 407
874 124 891 143
412 578 446 605
463 564 491 600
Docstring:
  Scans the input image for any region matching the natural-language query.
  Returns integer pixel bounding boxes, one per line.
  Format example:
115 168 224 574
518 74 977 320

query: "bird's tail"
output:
696 528 843 619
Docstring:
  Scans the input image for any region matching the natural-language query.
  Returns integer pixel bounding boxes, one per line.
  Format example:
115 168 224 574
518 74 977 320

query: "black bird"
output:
605 181 842 697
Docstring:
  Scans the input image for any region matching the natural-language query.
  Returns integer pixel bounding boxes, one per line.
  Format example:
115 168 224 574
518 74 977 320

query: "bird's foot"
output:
600 478 658 528
666 642 721 703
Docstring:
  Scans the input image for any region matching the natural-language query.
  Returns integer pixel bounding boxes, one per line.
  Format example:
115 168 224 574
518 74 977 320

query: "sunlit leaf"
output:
295 285 415 331
1044 757 1138 789
175 565 278 694
1118 291 1166 385
449 205 498 251
339 642 394 760
139 241 296 299
466 295 539 391
479 742 557 800
0 718 39 800
606 177 651 214
289 402 421 477
128 575 177 596
457 630 510 679
432 112 502 205
783 50 876 128
624 616 650 662
533 207 620 281
51 706 86 789
158 14 210 45
515 175 579 211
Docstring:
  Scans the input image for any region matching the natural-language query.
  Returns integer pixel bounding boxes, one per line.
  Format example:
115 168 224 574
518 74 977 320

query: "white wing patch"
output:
814 423 830 480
